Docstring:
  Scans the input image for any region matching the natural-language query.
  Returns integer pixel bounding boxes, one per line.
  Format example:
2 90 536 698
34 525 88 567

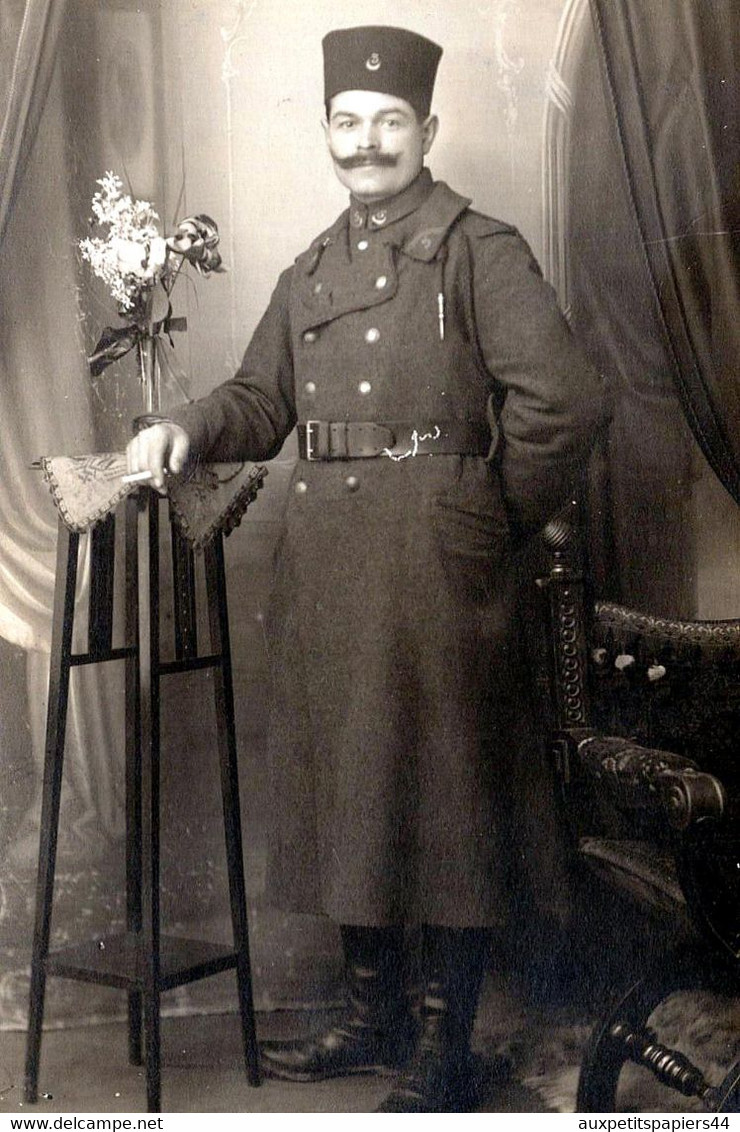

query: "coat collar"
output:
291 175 471 333
347 168 436 231
399 179 471 261
296 173 471 276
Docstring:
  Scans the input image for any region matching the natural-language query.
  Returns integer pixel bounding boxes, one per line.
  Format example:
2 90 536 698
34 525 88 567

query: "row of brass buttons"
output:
303 380 373 395
302 262 385 408
303 327 381 345
311 274 387 297
295 476 360 494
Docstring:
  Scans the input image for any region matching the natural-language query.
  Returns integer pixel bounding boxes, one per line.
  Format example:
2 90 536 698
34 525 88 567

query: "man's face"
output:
323 90 438 203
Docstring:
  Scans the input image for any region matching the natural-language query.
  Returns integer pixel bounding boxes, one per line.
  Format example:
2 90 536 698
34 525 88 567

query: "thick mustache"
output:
335 152 399 170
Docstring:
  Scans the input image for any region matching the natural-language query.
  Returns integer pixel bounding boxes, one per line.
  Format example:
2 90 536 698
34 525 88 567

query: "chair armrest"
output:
560 728 727 831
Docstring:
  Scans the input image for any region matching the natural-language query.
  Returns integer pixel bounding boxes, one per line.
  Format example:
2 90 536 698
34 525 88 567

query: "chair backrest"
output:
588 602 740 787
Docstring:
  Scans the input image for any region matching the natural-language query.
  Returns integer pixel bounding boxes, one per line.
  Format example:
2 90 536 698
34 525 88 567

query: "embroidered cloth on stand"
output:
40 453 267 548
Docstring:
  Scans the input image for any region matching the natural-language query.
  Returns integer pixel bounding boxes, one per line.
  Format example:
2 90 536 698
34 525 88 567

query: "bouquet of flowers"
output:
79 172 224 410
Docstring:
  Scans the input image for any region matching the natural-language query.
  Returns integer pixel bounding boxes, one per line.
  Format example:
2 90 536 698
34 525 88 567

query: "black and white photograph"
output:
1 0 739 1118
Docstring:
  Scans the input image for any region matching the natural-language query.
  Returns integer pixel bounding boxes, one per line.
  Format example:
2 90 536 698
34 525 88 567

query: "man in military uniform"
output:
127 26 607 1112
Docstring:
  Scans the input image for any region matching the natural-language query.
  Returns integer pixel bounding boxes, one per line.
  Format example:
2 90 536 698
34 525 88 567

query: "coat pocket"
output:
432 458 511 560
431 459 513 604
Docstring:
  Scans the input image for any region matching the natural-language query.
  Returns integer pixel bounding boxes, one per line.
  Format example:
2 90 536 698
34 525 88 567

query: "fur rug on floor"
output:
477 979 740 1113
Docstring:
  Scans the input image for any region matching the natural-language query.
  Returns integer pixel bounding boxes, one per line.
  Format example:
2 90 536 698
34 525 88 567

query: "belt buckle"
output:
305 420 320 461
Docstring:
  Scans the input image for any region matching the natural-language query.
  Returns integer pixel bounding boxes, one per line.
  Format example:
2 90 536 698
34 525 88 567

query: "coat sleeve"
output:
470 224 610 535
168 266 297 462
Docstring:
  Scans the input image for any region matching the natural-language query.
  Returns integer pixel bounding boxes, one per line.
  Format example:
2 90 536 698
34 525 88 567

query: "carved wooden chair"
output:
537 510 740 1112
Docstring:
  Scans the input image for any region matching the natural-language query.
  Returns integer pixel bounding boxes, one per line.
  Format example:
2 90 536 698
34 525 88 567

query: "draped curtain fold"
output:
0 0 67 246
0 0 69 650
589 0 740 506
0 2 125 869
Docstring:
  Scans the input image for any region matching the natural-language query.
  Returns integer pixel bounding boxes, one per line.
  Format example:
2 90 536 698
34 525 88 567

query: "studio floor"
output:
0 980 578 1114
2 970 735 1115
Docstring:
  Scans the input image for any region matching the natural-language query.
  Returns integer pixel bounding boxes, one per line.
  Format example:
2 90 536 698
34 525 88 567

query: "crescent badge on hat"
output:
366 52 381 71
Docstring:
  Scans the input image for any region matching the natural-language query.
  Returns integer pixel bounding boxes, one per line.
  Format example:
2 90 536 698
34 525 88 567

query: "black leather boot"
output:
375 926 490 1112
261 925 414 1081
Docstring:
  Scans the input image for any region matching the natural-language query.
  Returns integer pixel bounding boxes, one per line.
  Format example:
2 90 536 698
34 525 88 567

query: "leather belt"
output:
297 420 491 461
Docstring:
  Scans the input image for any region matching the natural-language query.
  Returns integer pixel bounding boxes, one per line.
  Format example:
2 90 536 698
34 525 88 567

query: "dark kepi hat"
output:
322 26 442 117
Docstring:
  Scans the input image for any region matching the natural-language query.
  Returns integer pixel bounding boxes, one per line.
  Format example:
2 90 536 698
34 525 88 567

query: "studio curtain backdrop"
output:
0 0 142 1027
589 0 740 504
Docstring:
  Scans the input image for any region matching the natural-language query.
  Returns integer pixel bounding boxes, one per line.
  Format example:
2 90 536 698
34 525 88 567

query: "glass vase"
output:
137 333 160 414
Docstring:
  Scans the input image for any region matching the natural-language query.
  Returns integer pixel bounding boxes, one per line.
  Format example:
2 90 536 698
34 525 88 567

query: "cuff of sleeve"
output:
132 413 178 434
166 401 212 458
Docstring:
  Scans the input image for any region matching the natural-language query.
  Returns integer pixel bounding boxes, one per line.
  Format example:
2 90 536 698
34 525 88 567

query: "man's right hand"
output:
126 422 191 492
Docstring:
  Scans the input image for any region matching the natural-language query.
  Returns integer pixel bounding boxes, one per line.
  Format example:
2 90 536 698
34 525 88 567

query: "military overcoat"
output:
172 170 606 928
